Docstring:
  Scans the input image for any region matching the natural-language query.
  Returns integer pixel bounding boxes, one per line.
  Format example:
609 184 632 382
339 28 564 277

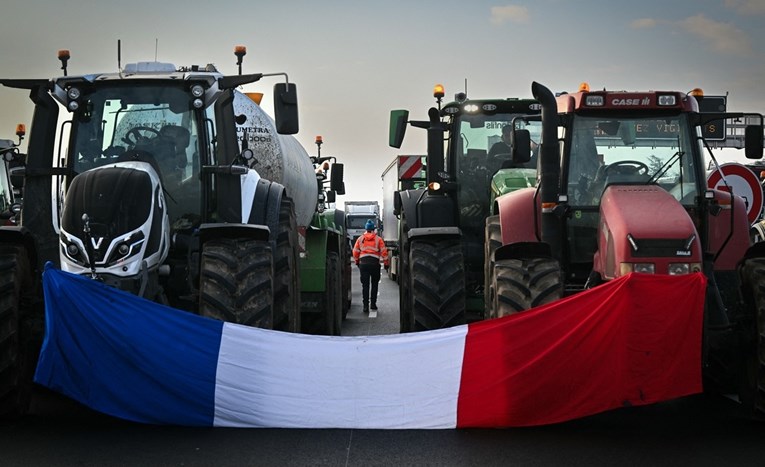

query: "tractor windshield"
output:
453 112 541 228
69 85 206 225
454 113 541 177
566 114 700 206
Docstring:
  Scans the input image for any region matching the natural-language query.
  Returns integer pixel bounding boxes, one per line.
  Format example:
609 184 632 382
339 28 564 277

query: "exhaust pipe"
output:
531 82 563 260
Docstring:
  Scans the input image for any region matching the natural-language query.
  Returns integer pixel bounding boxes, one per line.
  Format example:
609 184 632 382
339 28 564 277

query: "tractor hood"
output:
596 185 701 279
59 162 169 278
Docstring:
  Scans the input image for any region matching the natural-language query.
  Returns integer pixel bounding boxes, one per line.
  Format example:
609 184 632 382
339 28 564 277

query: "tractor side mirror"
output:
745 125 763 160
330 163 345 194
9 166 24 190
326 190 336 204
389 110 409 149
393 190 402 216
511 128 531 164
273 82 299 135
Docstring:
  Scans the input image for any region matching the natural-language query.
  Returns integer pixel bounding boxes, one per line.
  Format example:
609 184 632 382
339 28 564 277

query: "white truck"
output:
345 200 380 245
380 155 426 281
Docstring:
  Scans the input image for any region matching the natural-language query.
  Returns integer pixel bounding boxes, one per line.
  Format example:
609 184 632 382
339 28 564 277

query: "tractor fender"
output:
407 226 461 240
707 190 751 271
198 223 270 245
333 209 346 237
495 241 552 262
246 178 285 242
398 188 425 229
495 186 539 245
400 188 458 230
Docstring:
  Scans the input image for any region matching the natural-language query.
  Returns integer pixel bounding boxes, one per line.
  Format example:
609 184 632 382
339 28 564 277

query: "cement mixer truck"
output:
0 46 316 417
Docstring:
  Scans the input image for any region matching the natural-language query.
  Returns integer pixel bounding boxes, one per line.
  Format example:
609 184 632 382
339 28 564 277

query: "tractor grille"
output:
630 237 693 258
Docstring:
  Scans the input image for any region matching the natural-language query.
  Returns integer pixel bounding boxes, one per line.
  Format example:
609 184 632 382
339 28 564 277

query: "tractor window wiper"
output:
647 150 683 184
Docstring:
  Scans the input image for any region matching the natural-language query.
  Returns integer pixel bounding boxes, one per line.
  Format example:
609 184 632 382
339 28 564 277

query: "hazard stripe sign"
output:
398 155 424 180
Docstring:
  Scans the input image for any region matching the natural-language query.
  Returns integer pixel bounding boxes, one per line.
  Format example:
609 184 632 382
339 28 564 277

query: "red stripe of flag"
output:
456 272 705 427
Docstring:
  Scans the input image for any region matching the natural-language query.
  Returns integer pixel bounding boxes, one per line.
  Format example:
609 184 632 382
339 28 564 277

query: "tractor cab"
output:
557 104 705 286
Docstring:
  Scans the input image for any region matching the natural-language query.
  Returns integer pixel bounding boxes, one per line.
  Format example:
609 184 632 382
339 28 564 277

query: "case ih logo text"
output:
611 97 651 106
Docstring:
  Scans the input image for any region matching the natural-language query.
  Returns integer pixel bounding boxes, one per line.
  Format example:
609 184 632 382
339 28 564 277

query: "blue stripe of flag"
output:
35 264 223 426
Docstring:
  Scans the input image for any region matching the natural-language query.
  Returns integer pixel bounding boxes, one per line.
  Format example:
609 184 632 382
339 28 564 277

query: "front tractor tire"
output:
492 257 563 317
199 238 273 327
0 244 36 419
409 237 466 331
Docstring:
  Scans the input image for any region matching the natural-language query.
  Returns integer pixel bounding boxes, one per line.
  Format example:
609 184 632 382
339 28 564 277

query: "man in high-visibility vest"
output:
353 219 389 313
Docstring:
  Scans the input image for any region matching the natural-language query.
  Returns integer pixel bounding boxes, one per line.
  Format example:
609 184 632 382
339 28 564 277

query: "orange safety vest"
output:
353 232 389 264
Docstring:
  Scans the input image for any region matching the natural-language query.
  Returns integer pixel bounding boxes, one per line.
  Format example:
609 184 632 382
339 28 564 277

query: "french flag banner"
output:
35 264 706 428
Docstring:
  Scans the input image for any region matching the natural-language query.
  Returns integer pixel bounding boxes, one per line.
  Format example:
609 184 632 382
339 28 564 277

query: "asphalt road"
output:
4 268 765 466
341 264 401 337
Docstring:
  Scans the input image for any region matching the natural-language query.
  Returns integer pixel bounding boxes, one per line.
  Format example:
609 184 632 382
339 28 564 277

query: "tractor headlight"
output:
117 243 131 256
190 84 205 109
66 243 80 257
620 262 655 275
60 237 87 265
191 84 204 98
668 262 702 275
67 87 81 100
633 263 655 274
585 95 604 106
657 94 677 106
66 87 81 112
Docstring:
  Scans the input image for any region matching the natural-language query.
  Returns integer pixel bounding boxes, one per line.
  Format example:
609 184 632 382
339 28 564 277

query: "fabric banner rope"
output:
35 264 706 428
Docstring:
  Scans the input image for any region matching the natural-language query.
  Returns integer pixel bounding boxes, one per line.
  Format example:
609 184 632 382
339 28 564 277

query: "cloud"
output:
630 18 657 29
725 0 765 15
490 5 530 25
678 14 752 55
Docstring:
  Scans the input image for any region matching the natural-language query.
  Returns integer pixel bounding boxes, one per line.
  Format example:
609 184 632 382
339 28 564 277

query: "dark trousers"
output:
358 262 381 305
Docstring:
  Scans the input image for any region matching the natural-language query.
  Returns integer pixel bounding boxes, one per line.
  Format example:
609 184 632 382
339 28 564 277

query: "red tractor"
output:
488 81 765 415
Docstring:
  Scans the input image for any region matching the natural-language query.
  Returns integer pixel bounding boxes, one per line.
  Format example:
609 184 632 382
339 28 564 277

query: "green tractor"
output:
389 84 541 331
300 136 351 335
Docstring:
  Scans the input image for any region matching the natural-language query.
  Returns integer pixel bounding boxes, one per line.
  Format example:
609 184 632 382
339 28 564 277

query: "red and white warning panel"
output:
707 163 763 224
398 155 424 180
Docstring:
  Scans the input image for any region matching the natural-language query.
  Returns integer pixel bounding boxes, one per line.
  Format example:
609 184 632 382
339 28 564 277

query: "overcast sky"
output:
1 0 764 206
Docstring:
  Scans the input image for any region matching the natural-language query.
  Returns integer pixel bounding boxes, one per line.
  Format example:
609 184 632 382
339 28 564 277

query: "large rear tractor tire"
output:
484 215 502 319
199 238 273 327
739 257 765 418
410 237 466 331
273 197 301 333
0 244 35 419
492 257 563 317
